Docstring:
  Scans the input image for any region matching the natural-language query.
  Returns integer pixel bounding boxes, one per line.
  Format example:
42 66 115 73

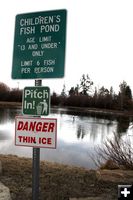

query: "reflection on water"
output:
77 124 86 139
0 107 133 169
117 117 130 138
0 108 20 124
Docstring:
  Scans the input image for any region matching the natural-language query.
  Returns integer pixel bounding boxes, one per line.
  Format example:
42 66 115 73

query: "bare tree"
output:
80 74 93 95
90 133 133 169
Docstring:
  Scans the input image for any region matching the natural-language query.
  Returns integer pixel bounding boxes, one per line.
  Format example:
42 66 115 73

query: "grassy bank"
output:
0 155 133 200
0 155 96 200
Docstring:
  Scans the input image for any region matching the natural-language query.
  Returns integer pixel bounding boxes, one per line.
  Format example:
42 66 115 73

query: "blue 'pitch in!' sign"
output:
12 9 67 79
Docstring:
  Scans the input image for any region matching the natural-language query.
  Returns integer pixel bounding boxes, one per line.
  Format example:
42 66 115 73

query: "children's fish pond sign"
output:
12 9 67 79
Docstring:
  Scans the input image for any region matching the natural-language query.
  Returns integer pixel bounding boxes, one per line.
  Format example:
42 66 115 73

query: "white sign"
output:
15 116 57 148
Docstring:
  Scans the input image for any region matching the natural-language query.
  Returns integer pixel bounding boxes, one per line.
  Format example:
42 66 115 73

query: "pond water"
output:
0 107 133 169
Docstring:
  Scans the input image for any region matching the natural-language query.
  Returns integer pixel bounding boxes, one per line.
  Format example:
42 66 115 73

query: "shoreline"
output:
0 101 21 108
0 101 133 117
52 105 133 117
0 154 133 200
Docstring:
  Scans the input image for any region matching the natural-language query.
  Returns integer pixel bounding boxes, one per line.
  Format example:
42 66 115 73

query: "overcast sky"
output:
1 0 133 94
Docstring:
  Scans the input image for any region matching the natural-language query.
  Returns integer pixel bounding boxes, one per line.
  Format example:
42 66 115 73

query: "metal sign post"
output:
12 9 67 200
32 147 40 200
32 79 42 200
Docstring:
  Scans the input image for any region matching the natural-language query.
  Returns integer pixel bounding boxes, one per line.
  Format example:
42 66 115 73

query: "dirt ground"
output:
0 154 133 200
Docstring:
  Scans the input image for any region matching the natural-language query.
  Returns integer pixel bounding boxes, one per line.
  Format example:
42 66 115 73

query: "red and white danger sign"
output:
15 116 57 148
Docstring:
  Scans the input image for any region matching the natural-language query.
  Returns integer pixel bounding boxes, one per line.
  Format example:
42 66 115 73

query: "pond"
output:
0 107 133 169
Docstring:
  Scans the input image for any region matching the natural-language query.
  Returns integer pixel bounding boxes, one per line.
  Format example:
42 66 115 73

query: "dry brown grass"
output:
0 154 133 200
0 154 97 200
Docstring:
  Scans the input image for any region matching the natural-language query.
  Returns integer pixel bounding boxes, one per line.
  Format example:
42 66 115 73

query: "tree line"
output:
51 74 133 111
0 74 133 111
0 82 22 102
